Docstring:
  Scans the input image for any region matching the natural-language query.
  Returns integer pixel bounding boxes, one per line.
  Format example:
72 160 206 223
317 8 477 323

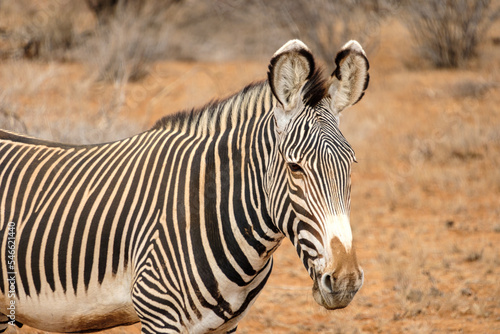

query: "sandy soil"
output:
1 18 499 333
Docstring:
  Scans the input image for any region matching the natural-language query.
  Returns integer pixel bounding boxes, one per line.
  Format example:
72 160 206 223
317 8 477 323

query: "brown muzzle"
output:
312 237 363 310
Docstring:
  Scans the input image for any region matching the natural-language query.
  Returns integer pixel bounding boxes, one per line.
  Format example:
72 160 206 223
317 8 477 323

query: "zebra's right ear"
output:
268 40 315 134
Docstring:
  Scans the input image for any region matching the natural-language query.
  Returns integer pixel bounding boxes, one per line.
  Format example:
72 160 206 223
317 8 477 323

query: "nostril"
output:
321 273 335 293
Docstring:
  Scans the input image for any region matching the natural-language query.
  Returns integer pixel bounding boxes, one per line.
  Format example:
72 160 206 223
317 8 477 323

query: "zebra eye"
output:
288 163 304 174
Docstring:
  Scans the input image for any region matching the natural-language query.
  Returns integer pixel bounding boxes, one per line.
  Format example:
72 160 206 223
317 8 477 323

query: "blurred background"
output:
0 0 499 333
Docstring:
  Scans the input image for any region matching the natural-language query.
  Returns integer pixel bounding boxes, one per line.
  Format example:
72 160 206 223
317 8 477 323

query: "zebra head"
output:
266 40 369 310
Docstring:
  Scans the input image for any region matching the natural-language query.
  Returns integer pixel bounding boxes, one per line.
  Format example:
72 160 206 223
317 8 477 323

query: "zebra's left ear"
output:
268 39 315 134
328 40 370 116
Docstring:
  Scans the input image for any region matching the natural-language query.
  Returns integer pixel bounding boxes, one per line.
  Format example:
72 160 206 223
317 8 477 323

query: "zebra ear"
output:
328 40 369 116
268 39 315 133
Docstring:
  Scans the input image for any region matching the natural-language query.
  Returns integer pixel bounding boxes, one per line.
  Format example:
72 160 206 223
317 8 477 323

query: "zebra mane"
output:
302 67 328 108
151 68 328 134
151 81 266 133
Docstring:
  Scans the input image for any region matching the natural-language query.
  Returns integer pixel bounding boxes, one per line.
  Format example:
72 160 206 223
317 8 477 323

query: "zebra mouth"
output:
311 271 361 310
312 284 356 310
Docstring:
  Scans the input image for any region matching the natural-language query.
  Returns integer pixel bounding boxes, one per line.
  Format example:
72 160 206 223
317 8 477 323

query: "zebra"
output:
0 39 369 333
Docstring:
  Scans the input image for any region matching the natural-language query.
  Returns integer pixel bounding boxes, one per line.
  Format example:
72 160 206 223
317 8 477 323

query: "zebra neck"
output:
143 82 283 278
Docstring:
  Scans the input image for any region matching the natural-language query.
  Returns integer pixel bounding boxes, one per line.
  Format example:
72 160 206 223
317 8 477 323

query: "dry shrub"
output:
437 111 499 163
85 0 120 25
405 0 500 68
449 79 498 99
87 0 178 82
439 119 488 161
158 0 399 63
23 6 75 60
0 0 177 82
267 0 400 63
0 1 86 60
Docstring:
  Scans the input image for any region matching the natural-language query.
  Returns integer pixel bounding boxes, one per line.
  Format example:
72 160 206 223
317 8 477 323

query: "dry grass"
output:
0 60 144 144
0 100 27 133
404 0 500 67
378 225 499 328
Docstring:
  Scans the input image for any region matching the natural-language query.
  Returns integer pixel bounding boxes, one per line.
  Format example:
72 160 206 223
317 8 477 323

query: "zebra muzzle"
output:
312 267 364 310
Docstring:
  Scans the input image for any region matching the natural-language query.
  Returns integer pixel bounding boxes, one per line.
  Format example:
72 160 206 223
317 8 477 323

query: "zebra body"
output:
0 40 369 333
